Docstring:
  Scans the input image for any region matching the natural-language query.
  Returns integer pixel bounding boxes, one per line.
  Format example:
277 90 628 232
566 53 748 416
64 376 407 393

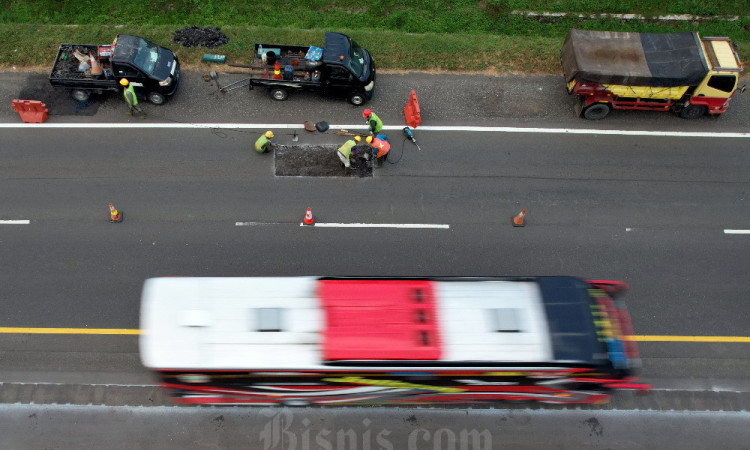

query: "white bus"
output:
140 276 647 405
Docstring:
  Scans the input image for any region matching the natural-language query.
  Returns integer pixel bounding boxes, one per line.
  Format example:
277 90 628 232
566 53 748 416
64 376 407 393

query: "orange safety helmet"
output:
363 109 371 118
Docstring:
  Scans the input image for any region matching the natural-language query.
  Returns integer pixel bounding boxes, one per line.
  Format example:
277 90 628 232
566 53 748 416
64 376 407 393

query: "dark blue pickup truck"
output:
236 32 376 105
49 34 180 105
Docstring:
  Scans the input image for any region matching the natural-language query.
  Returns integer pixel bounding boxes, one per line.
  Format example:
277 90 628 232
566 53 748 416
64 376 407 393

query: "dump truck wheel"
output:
71 89 90 102
348 92 366 106
270 88 289 101
679 104 707 119
583 103 610 120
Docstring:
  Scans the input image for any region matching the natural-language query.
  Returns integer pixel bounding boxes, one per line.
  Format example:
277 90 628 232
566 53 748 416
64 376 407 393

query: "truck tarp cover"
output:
561 29 708 87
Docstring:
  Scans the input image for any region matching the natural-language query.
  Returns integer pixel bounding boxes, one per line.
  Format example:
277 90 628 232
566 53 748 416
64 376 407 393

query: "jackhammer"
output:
402 127 421 151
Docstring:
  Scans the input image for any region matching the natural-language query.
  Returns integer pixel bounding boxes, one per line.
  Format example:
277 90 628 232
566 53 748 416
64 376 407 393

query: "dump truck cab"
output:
689 37 744 116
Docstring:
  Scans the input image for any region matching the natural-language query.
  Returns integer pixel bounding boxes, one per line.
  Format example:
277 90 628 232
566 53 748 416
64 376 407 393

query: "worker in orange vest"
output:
367 134 390 166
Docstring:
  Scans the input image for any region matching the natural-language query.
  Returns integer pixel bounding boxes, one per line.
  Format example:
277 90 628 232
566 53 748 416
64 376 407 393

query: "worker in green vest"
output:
337 136 361 168
120 78 146 118
363 109 382 135
255 130 275 153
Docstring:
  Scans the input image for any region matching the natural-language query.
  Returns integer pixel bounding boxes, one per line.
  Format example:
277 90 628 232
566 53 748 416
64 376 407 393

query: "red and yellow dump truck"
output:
561 29 745 120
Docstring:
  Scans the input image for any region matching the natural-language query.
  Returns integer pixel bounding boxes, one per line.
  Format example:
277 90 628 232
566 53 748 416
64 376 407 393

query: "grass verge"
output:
2 1 749 28
1 0 748 75
1 24 747 76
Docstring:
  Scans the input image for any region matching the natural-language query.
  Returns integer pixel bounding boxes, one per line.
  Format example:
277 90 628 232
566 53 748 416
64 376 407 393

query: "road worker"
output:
363 109 383 135
120 78 146 118
369 134 390 166
337 136 360 169
255 130 275 153
357 135 373 161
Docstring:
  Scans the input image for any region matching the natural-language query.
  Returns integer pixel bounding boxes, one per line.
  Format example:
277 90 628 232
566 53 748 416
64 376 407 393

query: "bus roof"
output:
139 277 606 370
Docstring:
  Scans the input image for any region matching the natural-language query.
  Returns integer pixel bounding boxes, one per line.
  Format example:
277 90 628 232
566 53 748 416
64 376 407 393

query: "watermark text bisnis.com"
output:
259 409 492 450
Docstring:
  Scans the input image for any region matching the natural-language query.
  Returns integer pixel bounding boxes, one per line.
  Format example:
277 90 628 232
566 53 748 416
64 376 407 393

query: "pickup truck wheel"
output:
148 92 166 105
583 103 610 120
70 89 90 102
270 88 289 101
348 92 366 106
679 104 707 119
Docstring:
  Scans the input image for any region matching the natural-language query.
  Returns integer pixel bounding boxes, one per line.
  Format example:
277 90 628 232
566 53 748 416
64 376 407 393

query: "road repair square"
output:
275 145 373 177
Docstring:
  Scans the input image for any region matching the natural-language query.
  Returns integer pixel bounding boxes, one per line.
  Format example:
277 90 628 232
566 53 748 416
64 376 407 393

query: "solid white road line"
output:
724 229 750 234
300 223 450 229
1 123 748 138
0 220 30 224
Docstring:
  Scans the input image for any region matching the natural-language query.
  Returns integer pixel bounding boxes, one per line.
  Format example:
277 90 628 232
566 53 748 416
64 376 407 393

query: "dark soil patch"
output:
173 26 229 49
17 73 100 116
275 145 373 177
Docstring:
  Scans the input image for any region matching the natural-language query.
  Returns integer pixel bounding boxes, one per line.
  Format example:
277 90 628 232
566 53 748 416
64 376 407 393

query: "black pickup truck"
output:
49 34 180 104
230 32 376 105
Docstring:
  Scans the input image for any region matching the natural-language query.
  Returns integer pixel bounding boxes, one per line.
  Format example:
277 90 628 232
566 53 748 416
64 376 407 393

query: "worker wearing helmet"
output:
371 134 391 166
363 109 382 135
121 78 146 119
336 136 360 169
255 130 275 153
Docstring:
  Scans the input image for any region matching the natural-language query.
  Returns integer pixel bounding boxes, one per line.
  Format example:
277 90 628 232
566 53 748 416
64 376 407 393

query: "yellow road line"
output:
0 327 140 335
0 328 748 342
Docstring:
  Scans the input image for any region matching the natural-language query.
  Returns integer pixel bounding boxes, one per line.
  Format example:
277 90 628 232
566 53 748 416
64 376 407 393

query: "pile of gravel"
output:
173 26 229 48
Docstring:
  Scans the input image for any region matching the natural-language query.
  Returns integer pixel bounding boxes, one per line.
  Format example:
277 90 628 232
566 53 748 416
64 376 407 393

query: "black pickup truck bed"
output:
49 44 118 88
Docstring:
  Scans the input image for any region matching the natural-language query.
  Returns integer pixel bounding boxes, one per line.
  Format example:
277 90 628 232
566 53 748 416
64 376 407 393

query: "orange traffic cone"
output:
273 62 281 80
90 53 102 75
303 207 314 225
512 209 526 227
109 203 123 223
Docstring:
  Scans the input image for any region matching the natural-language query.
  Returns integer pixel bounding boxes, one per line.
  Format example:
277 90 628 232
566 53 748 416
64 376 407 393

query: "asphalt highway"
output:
3 405 749 449
1 70 749 448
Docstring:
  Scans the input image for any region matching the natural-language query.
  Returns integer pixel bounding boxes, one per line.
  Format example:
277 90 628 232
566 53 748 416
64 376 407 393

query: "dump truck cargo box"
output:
561 29 709 87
